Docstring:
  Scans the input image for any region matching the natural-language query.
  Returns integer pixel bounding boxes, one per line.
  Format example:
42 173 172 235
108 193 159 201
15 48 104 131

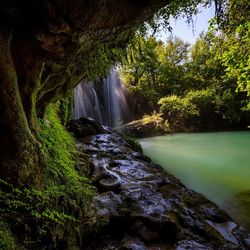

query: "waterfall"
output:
73 82 103 123
73 68 130 127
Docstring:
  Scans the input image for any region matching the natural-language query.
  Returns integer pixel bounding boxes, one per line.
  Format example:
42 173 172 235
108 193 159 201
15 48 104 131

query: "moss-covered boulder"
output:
121 113 170 138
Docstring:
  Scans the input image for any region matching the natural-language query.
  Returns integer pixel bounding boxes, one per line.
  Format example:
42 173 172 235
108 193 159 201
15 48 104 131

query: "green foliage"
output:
0 178 75 222
0 103 95 248
0 222 16 250
123 135 142 152
158 87 247 131
59 94 73 126
185 89 220 128
121 36 191 114
141 0 213 36
38 103 94 205
142 112 171 133
0 178 78 248
82 44 126 81
185 89 215 112
220 22 250 95
0 152 94 248
186 32 223 90
214 0 250 96
219 90 245 123
122 36 190 96
159 95 199 119
121 1 250 131
158 95 199 130
142 112 164 126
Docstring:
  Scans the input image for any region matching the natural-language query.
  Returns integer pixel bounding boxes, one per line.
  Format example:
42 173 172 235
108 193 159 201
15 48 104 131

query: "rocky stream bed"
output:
70 118 250 250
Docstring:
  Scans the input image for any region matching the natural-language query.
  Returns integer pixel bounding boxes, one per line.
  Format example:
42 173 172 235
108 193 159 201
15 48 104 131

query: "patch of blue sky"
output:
156 3 215 44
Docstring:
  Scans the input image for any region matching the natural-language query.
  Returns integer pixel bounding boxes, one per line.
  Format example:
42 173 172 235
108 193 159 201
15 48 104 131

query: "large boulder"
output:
121 118 168 138
69 117 104 138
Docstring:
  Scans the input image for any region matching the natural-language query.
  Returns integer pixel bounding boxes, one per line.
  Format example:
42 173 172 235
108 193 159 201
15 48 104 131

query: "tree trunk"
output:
0 29 43 186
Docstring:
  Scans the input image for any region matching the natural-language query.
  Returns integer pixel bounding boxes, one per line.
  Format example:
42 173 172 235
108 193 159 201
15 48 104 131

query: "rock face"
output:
69 117 105 138
70 118 250 249
0 0 168 184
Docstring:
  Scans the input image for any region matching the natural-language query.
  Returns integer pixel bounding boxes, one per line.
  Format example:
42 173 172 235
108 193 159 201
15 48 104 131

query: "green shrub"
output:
186 88 245 126
220 90 243 123
185 89 215 111
142 111 163 125
158 95 199 129
185 89 217 126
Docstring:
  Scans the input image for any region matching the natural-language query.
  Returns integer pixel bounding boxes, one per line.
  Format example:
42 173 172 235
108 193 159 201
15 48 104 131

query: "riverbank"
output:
121 114 249 138
70 119 250 249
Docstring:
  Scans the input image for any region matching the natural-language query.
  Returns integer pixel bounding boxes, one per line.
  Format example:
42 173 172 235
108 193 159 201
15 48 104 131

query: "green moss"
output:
38 103 95 207
0 102 95 248
59 94 74 126
123 135 142 152
0 177 86 246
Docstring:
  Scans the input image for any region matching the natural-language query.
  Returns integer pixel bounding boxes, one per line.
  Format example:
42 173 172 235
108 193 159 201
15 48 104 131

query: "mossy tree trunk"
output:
0 29 43 186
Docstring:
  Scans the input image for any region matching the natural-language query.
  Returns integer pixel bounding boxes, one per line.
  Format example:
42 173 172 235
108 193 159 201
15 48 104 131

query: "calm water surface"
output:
139 131 250 228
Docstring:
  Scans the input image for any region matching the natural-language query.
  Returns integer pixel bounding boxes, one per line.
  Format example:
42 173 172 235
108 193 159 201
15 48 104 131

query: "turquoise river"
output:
139 131 250 230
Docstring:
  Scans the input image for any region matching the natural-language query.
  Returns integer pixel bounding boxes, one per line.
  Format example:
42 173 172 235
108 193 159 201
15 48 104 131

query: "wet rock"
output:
121 237 146 250
132 220 162 242
92 191 123 218
201 207 230 223
206 220 238 245
95 172 121 193
243 238 250 248
131 152 151 162
176 240 212 250
75 120 249 249
68 117 104 138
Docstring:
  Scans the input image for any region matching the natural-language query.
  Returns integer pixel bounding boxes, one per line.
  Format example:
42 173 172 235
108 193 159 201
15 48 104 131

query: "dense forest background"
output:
120 0 250 132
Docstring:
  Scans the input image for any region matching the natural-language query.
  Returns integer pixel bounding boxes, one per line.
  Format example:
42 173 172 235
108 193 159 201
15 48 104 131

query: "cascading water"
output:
73 82 103 122
73 68 130 127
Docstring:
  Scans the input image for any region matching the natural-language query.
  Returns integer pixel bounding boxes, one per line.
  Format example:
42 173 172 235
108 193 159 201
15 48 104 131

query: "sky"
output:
157 4 215 44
